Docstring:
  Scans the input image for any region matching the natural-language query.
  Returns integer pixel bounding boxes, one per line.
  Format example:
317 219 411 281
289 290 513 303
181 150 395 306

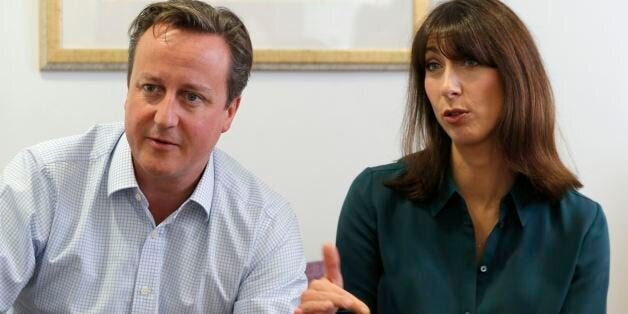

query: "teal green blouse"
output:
336 162 609 314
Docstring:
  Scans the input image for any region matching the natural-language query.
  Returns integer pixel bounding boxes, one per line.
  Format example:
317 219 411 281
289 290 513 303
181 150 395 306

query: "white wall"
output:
1 0 626 312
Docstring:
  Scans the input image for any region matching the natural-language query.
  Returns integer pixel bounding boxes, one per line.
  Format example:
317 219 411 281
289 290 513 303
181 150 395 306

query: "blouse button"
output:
480 265 488 273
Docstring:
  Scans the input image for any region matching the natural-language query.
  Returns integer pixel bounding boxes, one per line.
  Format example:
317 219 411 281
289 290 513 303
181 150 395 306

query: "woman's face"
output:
424 44 504 148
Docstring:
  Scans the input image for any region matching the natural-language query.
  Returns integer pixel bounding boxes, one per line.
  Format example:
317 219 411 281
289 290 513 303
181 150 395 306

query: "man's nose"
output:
154 93 179 129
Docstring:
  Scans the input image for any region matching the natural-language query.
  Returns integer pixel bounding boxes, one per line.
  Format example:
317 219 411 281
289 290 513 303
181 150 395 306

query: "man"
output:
0 1 306 312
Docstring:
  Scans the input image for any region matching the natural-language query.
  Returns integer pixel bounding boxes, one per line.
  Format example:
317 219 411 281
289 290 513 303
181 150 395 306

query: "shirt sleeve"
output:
560 203 610 314
232 202 307 314
336 169 381 312
0 150 54 311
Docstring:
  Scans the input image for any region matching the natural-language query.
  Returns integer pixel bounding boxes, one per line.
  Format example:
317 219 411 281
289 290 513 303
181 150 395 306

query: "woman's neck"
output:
451 142 515 263
451 142 515 209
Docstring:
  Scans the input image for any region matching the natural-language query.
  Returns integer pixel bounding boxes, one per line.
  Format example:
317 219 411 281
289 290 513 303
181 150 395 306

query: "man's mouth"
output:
148 137 178 146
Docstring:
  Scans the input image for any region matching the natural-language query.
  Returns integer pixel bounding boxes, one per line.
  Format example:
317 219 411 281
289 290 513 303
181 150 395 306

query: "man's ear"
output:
221 96 241 133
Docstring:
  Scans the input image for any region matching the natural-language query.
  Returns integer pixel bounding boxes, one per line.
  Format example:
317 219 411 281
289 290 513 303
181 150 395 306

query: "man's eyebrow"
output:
135 75 213 94
136 73 162 82
180 83 213 94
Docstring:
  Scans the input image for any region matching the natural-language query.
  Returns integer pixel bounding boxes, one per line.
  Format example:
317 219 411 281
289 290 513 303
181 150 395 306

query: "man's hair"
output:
127 0 253 107
386 0 581 201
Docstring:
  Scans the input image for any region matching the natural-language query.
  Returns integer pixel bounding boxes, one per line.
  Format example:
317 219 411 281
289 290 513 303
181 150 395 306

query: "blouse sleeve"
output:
560 203 610 314
336 168 382 313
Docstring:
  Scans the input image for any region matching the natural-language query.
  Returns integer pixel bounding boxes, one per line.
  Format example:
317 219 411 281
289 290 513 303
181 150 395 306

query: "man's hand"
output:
294 244 370 314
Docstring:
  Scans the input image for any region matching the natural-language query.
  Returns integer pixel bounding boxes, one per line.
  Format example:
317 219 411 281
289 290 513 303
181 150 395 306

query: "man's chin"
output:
134 157 181 179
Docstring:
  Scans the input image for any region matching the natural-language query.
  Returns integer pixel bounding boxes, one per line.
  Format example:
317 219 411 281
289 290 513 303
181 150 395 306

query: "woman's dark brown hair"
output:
386 0 581 201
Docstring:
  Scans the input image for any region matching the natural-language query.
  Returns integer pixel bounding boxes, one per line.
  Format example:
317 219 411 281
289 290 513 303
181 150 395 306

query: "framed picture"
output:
40 0 430 70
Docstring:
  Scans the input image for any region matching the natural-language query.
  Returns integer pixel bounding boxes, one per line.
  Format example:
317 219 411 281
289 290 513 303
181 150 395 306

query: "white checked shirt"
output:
0 123 307 313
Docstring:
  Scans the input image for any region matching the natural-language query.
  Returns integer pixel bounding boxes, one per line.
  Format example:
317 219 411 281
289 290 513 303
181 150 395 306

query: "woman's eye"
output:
426 61 441 72
463 58 480 67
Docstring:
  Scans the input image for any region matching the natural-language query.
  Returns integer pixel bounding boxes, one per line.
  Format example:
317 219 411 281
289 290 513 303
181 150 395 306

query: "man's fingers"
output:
322 243 343 286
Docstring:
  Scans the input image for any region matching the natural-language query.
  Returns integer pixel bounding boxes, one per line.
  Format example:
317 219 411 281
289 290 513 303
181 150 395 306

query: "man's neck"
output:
135 170 202 225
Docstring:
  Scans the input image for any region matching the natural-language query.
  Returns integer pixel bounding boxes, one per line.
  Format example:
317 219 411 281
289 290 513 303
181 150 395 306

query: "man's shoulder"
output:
27 122 124 167
211 149 289 218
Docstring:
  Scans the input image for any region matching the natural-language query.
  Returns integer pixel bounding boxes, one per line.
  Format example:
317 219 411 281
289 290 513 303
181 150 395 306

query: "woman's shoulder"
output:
556 189 605 225
516 177 602 221
345 161 408 206
560 189 600 207
353 161 407 186
523 186 606 238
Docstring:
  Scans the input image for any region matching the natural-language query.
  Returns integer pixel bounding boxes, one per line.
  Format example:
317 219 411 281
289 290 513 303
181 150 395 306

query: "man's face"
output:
125 24 240 187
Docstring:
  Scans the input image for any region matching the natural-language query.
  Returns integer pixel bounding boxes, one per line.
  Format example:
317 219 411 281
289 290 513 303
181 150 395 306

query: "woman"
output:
296 0 610 313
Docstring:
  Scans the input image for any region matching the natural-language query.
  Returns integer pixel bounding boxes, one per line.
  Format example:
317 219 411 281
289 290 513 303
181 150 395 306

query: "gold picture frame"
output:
40 0 429 71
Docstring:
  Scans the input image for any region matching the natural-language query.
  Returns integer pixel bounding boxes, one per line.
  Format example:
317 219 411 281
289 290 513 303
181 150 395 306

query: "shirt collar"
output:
107 133 139 196
107 133 214 220
426 167 458 217
507 175 539 227
426 169 537 227
186 153 214 220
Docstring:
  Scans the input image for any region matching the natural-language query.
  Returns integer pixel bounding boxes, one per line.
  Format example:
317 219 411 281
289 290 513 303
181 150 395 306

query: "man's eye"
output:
142 84 159 93
184 92 201 103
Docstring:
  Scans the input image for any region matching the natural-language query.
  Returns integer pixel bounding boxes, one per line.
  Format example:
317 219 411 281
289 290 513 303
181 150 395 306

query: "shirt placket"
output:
130 192 167 314
475 221 502 302
475 199 510 311
461 208 478 314
130 226 166 313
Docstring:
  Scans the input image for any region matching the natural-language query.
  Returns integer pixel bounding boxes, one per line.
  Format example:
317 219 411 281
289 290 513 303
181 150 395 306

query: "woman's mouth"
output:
443 108 469 124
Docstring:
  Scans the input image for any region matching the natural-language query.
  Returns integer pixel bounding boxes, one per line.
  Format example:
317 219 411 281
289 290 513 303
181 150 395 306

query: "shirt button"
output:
464 312 471 314
140 286 151 296
134 193 142 201
480 265 488 273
